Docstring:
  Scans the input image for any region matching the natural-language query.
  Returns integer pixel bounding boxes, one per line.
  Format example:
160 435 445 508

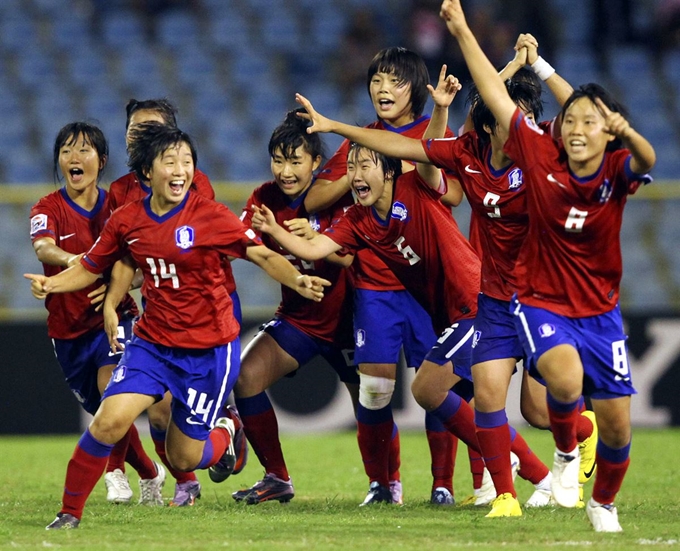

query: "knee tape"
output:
358 373 396 410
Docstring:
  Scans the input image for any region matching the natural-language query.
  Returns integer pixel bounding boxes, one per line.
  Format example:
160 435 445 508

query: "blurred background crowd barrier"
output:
1 0 679 433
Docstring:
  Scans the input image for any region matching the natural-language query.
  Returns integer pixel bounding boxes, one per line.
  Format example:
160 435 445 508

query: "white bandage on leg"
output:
358 373 396 410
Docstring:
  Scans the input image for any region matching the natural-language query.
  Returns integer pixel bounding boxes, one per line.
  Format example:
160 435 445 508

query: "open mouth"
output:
354 184 370 199
169 180 185 195
69 168 84 182
377 99 394 112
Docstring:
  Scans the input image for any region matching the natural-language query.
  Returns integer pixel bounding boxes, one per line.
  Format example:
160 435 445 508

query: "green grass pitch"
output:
1 428 679 550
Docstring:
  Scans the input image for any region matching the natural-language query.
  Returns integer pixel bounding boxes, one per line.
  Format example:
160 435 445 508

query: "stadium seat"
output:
101 10 147 50
155 10 200 50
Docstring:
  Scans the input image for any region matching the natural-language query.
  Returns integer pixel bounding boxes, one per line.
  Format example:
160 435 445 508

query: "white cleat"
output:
138 461 166 506
525 488 554 508
104 468 133 504
551 447 581 508
477 451 520 506
586 499 623 532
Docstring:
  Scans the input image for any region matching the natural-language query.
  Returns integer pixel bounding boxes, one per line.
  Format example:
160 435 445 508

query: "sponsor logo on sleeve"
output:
30 214 47 235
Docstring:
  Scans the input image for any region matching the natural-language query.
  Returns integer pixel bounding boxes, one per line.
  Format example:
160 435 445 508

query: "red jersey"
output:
242 182 354 345
108 168 236 295
505 108 650 317
82 193 259 348
324 170 480 334
319 116 456 291
423 128 551 300
29 187 138 339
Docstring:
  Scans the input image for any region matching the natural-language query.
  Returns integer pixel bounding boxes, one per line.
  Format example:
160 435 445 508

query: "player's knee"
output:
359 373 395 410
165 450 194 472
89 416 130 445
410 376 436 410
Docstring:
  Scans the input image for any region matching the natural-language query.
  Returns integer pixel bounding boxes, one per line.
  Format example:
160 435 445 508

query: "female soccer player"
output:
106 97 232 507
439 0 655 532
26 123 330 530
304 47 465 506
230 109 359 505
251 140 487 492
29 121 164 507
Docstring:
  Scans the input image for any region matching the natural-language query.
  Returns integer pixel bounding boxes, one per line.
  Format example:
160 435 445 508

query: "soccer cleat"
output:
46 513 80 530
525 488 553 508
586 499 623 532
485 493 522 517
525 472 554 508
169 480 202 507
578 410 598 485
230 406 249 476
360 481 393 506
459 494 478 506
104 468 133 504
389 480 403 505
138 461 166 506
233 474 295 505
208 407 241 483
551 447 581 508
476 452 520 506
430 487 455 506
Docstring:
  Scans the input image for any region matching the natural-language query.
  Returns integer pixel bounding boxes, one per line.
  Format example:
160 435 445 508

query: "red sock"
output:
197 426 229 469
468 447 484 490
592 454 630 505
61 430 113 519
576 413 594 443
511 429 549 484
438 397 481 454
476 424 515 497
151 432 196 484
242 407 289 481
426 429 457 492
388 425 401 482
357 418 393 487
547 397 579 453
107 429 131 473
124 424 157 480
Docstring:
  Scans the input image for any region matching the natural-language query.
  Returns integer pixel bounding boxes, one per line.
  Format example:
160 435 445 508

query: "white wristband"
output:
530 56 555 81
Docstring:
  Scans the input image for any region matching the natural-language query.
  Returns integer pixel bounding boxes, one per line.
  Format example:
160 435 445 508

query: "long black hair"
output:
268 108 326 162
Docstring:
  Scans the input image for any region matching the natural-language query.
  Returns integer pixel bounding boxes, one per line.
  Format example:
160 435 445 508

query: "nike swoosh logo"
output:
126 238 140 245
60 233 76 240
186 416 203 426
464 165 482 174
547 173 567 189
583 462 596 480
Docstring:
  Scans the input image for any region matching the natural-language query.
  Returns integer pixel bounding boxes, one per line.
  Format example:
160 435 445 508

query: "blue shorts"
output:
425 318 475 384
512 296 636 399
471 293 524 365
261 318 359 384
104 334 241 440
52 317 134 415
353 289 436 367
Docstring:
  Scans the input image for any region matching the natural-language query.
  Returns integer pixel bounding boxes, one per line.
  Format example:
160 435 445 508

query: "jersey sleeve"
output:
212 202 262 260
421 136 462 176
504 108 547 171
318 139 351 182
29 198 57 242
81 215 126 275
323 207 362 254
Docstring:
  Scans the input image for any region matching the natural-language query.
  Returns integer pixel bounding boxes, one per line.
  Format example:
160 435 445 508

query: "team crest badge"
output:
472 330 482 348
598 179 612 203
508 168 523 190
112 365 127 383
176 225 195 249
355 329 366 348
391 201 409 222
538 324 556 338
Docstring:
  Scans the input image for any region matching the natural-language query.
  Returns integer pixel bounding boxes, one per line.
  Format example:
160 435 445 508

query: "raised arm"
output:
295 94 431 164
596 98 656 174
439 0 516 135
517 33 573 109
